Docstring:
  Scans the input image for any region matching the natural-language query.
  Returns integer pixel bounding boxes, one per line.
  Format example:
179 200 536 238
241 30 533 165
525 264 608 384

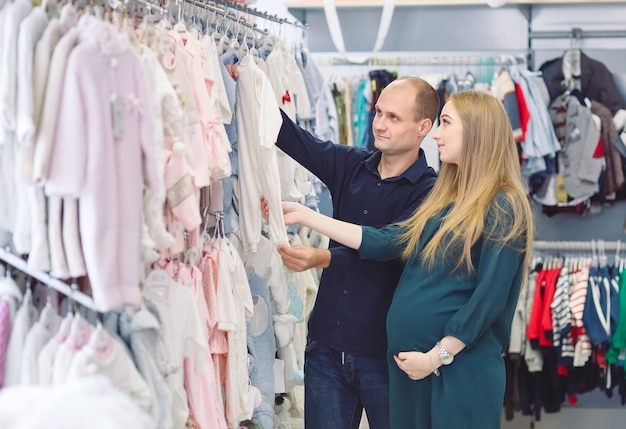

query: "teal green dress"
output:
359 197 527 429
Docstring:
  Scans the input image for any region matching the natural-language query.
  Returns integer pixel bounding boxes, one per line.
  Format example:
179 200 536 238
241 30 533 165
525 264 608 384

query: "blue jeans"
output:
304 341 390 429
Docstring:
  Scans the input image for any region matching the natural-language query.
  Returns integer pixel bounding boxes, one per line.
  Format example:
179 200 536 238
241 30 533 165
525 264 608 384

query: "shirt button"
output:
343 289 348 295
377 182 381 186
363 209 368 215
336 321 341 326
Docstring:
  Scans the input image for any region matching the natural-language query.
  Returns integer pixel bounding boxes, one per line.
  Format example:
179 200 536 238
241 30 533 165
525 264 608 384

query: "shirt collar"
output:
364 148 432 184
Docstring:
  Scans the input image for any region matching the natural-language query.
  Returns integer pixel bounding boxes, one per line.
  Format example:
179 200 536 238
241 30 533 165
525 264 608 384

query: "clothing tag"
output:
555 174 568 203
110 93 124 139
274 359 285 393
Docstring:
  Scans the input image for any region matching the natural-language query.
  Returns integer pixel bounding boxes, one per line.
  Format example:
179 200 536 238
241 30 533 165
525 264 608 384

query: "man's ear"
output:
418 118 433 137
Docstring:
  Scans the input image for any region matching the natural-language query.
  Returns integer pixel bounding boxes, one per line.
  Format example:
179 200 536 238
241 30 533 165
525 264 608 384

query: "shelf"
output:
286 0 626 8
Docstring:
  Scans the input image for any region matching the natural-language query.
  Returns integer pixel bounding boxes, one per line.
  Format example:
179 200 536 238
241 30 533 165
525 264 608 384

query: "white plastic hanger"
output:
219 18 232 54
39 291 60 333
229 16 243 57
145 268 170 288
173 0 187 34
143 268 171 301
243 28 259 58
88 320 112 353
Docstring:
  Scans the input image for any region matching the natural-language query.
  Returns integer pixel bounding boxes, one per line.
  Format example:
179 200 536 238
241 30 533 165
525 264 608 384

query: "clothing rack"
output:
0 247 96 311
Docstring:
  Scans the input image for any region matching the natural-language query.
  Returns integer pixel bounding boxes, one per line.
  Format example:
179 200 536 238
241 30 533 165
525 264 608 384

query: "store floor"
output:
502 407 625 429
357 389 625 429
502 389 624 429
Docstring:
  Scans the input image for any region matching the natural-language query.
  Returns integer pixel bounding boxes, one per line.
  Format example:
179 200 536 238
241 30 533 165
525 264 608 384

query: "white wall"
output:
288 3 626 72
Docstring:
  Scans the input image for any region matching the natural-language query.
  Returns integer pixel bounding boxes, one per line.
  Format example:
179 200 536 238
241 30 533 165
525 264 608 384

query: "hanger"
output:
243 28 259 58
88 319 112 353
145 266 170 285
39 290 60 332
143 267 171 301
201 8 213 36
220 14 236 54
187 2 203 36
562 27 583 93
590 239 598 269
55 311 74 342
66 309 92 351
597 240 605 268
210 12 224 46
229 15 244 57
215 211 226 242
67 283 75 315
142 1 162 25
173 0 186 34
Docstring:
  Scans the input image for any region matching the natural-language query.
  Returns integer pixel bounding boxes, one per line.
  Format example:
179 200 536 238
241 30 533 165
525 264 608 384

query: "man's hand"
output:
225 64 239 80
260 196 270 223
277 245 331 272
262 196 332 271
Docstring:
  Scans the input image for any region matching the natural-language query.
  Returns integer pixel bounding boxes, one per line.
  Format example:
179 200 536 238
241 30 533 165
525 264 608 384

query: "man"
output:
275 76 440 429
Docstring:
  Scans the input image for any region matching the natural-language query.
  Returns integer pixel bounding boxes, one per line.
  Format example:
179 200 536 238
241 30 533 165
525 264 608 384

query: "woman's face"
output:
432 101 464 165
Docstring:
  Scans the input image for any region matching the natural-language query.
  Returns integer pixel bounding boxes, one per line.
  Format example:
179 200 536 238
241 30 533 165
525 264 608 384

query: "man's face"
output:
372 83 423 157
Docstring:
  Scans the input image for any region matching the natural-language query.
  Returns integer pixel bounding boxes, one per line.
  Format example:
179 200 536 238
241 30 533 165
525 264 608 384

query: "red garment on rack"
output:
527 267 561 347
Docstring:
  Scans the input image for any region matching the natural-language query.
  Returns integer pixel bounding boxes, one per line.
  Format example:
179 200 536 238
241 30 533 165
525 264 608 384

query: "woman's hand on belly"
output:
393 350 440 380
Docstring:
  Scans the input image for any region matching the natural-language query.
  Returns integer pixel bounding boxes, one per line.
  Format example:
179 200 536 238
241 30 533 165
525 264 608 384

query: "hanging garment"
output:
0 299 10 388
218 238 254 428
0 0 33 233
37 313 73 385
51 313 93 385
4 288 39 387
590 100 624 198
137 44 180 251
66 326 155 412
44 20 160 312
12 7 49 260
540 51 625 115
118 301 174 429
143 271 209 429
234 54 288 253
583 265 619 348
19 302 61 384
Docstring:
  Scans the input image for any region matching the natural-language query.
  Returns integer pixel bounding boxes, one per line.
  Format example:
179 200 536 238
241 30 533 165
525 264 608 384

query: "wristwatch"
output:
436 342 454 365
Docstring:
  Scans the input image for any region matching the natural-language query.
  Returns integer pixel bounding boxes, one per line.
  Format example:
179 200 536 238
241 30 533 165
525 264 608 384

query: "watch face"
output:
441 354 454 365
437 342 454 365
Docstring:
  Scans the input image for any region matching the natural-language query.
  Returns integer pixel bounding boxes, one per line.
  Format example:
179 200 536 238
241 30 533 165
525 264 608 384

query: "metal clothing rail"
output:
312 53 528 67
529 27 626 40
195 0 308 30
182 0 271 35
131 0 166 15
0 247 96 311
533 240 625 252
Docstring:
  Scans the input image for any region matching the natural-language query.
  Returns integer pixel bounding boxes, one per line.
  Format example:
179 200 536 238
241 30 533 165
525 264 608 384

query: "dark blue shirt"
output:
276 110 437 357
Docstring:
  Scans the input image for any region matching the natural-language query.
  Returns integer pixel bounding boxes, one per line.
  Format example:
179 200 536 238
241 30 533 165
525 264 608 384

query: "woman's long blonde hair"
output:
398 90 534 273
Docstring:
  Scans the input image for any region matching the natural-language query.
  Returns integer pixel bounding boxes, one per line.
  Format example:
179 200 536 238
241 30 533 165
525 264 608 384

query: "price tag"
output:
110 93 124 139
